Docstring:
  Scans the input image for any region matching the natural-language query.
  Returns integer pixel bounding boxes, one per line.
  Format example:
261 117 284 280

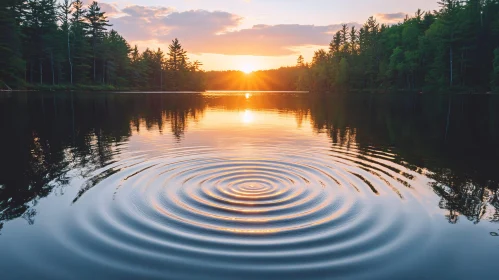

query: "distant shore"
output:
2 89 497 95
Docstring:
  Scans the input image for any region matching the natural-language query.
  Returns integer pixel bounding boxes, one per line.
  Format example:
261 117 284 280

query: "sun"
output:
240 64 255 74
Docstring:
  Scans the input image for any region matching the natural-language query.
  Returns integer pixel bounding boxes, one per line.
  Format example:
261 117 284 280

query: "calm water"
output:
0 91 498 279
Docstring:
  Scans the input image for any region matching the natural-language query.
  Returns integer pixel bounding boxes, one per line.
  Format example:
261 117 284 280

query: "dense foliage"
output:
0 0 204 90
2 0 499 92
297 0 499 93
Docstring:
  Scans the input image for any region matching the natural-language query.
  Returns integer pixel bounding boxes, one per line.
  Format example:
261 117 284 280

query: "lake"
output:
0 91 498 279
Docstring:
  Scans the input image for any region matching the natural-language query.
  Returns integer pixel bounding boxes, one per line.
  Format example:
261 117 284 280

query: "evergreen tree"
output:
155 48 166 90
168 38 187 71
58 0 74 84
297 55 305 67
102 30 130 86
349 26 358 55
70 0 90 84
22 0 60 85
85 1 111 82
39 0 60 85
129 45 144 87
339 24 349 56
167 38 188 90
0 0 25 88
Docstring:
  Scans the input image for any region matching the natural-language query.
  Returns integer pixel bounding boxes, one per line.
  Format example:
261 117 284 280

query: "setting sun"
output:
241 65 255 74
233 56 261 74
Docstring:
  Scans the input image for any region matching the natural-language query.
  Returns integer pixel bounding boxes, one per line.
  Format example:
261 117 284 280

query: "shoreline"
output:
1 87 497 95
2 90 497 95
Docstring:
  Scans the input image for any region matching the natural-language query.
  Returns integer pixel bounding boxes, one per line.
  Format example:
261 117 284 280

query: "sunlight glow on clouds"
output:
109 5 356 57
84 0 439 70
374 12 408 24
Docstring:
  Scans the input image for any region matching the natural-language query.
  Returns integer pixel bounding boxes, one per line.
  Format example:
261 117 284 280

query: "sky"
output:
80 0 439 71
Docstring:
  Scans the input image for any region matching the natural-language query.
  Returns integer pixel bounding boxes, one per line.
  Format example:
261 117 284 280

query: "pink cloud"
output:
374 12 407 24
107 5 360 56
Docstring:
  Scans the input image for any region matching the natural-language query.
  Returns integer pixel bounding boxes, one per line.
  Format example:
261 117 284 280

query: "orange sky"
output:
81 0 439 71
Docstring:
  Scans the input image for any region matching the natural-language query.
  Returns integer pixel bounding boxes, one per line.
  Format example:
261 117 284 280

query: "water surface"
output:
0 92 498 279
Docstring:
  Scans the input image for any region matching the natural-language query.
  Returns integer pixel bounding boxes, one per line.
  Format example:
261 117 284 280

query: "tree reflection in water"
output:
0 92 498 230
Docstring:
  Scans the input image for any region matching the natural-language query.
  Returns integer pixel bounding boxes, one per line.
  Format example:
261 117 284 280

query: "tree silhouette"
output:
85 1 111 82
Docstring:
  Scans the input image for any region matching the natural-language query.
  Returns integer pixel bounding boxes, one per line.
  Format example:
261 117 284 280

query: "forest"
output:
0 0 204 91
297 0 499 93
1 0 499 92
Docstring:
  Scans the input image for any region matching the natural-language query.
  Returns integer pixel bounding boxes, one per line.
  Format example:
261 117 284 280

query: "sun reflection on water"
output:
241 110 254 124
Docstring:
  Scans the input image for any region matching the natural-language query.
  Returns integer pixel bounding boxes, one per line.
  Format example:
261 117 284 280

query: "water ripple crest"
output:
51 145 433 279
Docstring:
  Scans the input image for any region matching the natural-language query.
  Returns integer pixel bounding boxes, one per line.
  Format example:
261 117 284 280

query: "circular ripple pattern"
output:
52 145 433 279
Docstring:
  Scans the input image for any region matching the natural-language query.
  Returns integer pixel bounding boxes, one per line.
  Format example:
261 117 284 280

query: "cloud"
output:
121 5 173 18
111 7 242 44
106 5 360 56
108 6 175 41
98 3 120 16
162 10 243 34
177 23 360 56
374 12 407 24
81 0 121 17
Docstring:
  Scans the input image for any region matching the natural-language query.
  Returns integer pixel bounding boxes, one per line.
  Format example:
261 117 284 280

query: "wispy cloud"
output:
181 23 360 56
374 12 407 24
81 0 121 17
106 5 359 56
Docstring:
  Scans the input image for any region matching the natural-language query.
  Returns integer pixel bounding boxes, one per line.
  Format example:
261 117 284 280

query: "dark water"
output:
0 91 498 280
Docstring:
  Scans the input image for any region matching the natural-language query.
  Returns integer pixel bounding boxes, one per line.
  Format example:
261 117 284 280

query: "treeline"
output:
3 0 499 93
205 68 301 91
297 0 499 93
0 0 203 90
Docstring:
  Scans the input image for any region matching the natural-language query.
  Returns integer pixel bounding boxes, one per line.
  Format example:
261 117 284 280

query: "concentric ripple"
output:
49 144 434 279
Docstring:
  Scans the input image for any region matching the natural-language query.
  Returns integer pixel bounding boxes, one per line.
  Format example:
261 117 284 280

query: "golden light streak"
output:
241 65 255 74
241 110 254 124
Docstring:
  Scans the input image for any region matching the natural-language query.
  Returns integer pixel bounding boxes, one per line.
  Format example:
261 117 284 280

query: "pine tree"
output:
168 38 188 90
85 1 111 82
129 45 143 87
437 0 461 87
97 30 128 86
151 48 165 90
59 0 74 84
329 32 341 56
39 0 59 85
0 0 25 88
340 24 350 56
70 0 90 84
296 55 305 67
168 38 187 71
23 0 59 85
349 26 358 55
